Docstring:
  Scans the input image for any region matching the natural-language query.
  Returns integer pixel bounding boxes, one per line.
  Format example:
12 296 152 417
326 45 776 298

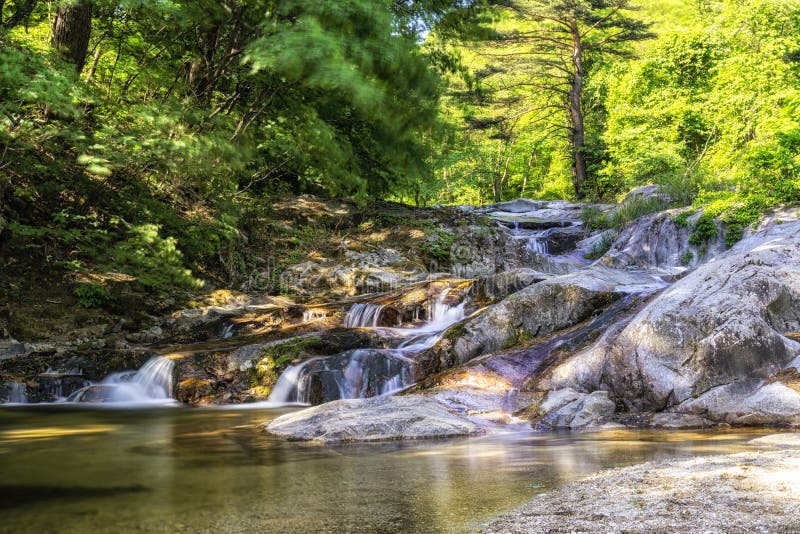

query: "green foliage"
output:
607 196 670 230
581 207 610 232
73 283 113 308
111 225 202 291
584 231 616 260
689 213 717 247
672 209 696 228
680 251 694 265
423 227 457 264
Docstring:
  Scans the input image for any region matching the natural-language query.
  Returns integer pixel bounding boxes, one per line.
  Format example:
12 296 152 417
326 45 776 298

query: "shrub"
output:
74 283 112 308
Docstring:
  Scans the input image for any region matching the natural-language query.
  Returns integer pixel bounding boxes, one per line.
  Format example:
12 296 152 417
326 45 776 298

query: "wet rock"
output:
264 395 485 443
541 225 586 255
649 412 709 429
541 217 800 425
417 267 662 377
537 390 616 430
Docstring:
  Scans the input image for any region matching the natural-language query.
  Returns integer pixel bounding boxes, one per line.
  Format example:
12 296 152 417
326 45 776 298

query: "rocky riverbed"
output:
483 433 800 533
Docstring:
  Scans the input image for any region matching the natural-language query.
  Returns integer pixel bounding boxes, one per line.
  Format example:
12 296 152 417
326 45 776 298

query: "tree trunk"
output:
568 16 588 200
51 0 93 73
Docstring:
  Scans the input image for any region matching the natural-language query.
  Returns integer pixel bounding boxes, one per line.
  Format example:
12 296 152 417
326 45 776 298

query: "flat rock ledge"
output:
264 395 485 443
483 441 800 533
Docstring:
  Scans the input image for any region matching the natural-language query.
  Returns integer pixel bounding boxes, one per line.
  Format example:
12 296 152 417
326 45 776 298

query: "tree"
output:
481 0 653 198
51 0 92 72
0 0 40 29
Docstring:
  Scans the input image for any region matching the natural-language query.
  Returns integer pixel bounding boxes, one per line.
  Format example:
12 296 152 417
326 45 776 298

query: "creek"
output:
0 405 775 533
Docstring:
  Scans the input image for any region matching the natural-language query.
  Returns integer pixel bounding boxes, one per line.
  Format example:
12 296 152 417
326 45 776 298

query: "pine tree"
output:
482 0 653 198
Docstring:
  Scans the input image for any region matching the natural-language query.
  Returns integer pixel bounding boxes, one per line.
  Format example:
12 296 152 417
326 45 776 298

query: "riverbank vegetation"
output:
1 0 799 310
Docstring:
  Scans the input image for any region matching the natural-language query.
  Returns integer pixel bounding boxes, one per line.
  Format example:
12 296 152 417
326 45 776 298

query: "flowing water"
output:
63 356 175 405
269 291 466 405
0 405 777 533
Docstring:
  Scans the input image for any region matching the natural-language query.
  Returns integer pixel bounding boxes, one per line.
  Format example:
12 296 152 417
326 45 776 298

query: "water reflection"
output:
0 406 776 533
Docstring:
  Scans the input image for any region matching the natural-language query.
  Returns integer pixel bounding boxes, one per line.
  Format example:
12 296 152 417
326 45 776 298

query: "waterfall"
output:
269 288 467 405
268 350 414 405
303 309 326 323
3 382 28 404
527 235 548 255
66 356 175 404
344 303 384 328
221 323 235 339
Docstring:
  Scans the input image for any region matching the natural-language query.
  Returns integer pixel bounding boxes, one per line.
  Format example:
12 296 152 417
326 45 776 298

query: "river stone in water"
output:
265 395 484 443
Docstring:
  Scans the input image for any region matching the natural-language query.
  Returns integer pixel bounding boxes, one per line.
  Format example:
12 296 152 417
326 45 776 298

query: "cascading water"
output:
303 309 326 323
65 356 175 405
268 290 466 405
344 303 385 328
3 381 28 404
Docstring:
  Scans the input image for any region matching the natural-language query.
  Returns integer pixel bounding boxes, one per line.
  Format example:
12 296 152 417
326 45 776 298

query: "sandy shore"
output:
483 434 800 533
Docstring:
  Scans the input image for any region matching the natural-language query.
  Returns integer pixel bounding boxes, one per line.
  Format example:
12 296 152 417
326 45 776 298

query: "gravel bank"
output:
484 435 800 533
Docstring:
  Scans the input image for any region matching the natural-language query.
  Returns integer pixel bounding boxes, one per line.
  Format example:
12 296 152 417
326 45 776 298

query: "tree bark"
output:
51 0 93 73
568 16 588 200
1 0 39 29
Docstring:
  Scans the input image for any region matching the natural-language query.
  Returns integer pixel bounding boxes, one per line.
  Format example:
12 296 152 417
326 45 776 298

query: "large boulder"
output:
416 266 665 378
264 395 484 443
541 217 800 425
601 208 726 273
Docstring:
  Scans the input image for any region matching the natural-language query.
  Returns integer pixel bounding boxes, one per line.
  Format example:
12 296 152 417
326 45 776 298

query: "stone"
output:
537 390 616 429
417 266 663 377
540 217 800 425
749 433 800 448
264 395 485 443
0 338 31 360
601 208 726 273
650 412 709 429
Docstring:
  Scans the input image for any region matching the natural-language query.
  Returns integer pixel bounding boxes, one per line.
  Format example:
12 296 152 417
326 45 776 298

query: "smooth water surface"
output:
0 406 775 533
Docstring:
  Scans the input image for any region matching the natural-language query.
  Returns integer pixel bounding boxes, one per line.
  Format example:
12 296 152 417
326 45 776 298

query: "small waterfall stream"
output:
3 381 28 404
269 290 466 405
344 303 385 328
65 356 176 405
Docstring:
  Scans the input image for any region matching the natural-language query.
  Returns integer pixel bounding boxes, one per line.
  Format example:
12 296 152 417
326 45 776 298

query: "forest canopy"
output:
1 0 799 294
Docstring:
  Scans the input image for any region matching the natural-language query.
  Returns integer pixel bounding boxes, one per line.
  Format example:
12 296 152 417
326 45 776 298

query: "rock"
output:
650 412 709 429
472 268 551 302
0 338 31 360
537 390 616 429
540 218 800 425
750 433 800 448
482 450 800 533
621 184 672 205
264 395 485 443
417 266 663 377
601 208 725 272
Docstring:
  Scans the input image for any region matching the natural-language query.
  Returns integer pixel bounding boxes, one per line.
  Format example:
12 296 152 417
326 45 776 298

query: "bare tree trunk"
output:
84 46 101 79
51 0 93 73
568 16 588 200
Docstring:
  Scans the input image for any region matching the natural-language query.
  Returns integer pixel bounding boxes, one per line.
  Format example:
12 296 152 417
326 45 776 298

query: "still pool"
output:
0 406 776 533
